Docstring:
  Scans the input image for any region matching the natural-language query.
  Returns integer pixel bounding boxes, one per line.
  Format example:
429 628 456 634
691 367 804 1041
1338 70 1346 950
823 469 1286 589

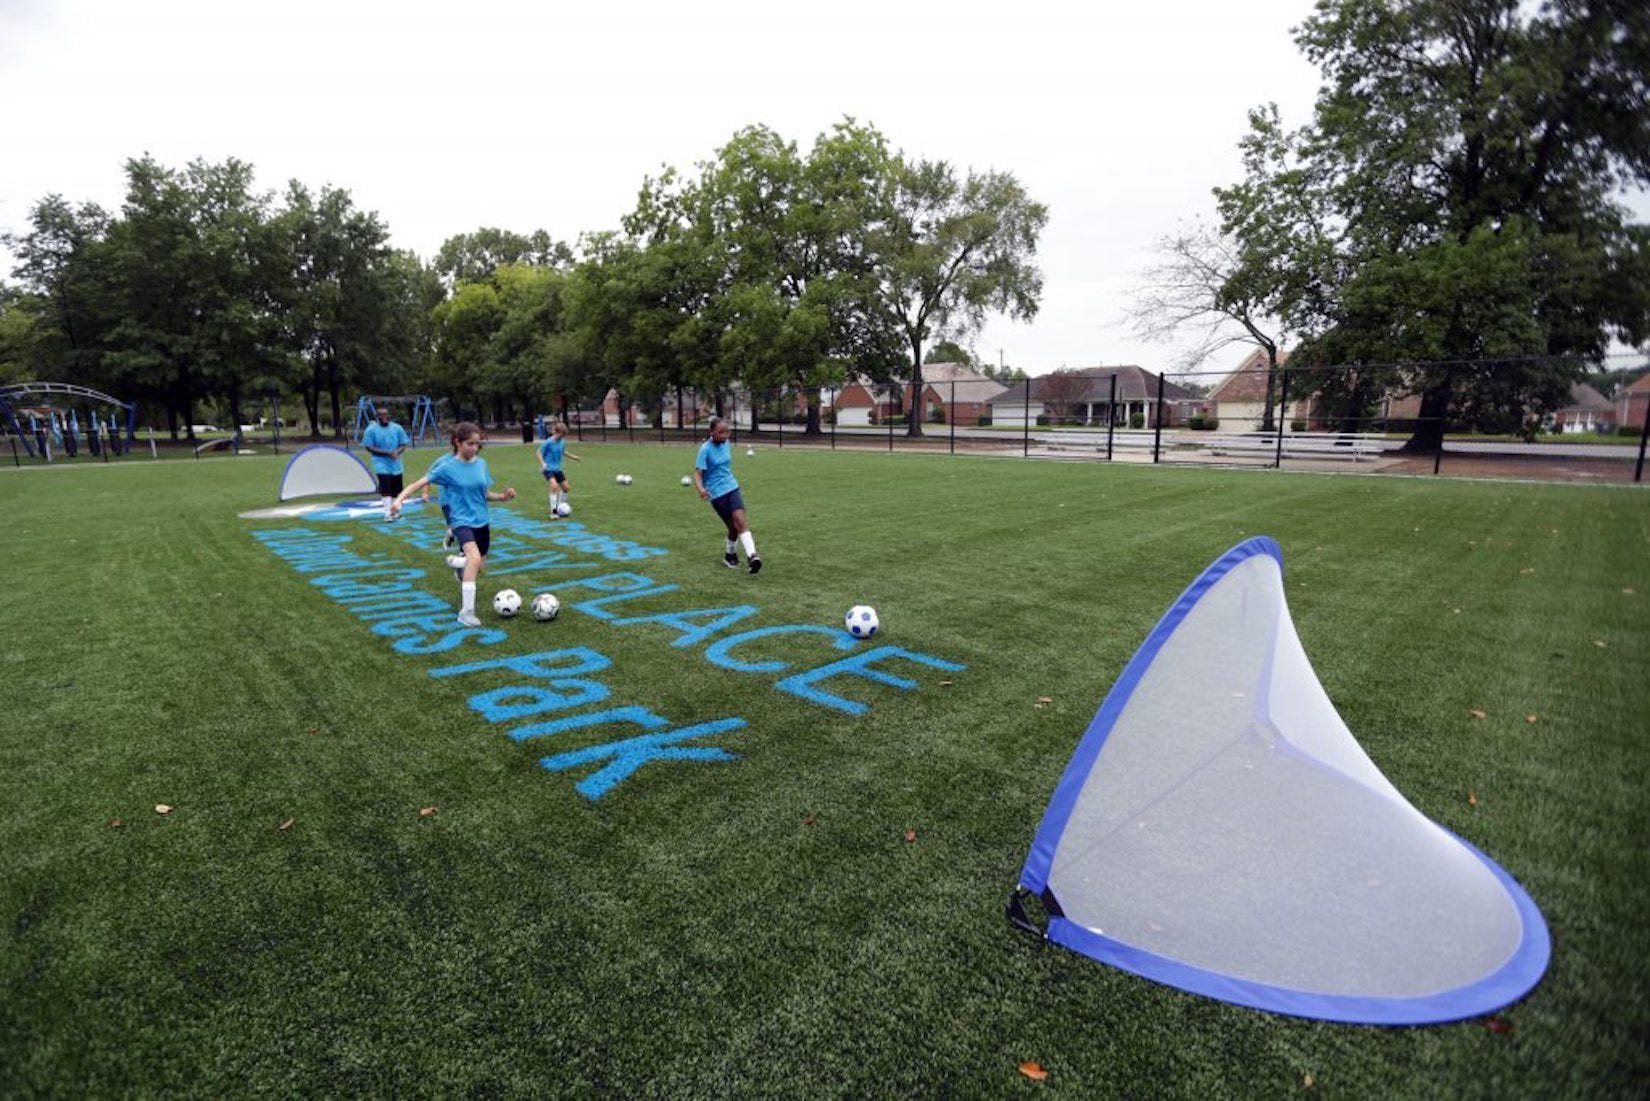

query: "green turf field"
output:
3 443 1646 1095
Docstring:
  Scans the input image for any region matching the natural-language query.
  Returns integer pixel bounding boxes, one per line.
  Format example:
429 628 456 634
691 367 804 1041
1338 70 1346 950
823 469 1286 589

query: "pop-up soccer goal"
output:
277 445 377 501
1013 537 1548 1024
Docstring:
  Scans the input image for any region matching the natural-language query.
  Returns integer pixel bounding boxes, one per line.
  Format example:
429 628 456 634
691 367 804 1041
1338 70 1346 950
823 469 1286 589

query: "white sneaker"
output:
446 554 466 583
456 611 481 627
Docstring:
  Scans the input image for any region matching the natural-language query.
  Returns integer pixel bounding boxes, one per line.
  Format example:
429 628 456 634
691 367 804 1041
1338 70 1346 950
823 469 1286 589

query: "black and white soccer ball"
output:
554 502 572 517
493 589 522 617
530 592 561 621
845 605 879 639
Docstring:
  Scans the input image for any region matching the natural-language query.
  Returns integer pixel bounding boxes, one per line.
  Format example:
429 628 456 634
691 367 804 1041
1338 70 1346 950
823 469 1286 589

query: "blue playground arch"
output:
0 383 136 459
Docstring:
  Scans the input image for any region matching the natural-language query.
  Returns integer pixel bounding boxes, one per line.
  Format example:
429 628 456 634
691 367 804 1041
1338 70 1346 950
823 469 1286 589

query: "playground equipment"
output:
1 383 136 459
348 395 438 449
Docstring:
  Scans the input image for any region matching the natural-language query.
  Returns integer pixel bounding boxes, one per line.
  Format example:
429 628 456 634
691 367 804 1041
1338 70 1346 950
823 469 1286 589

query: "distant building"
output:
1552 382 1616 434
984 366 1201 429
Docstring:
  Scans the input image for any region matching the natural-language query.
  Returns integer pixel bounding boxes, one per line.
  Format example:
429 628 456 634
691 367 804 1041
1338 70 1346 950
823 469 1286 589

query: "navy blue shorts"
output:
542 469 567 484
377 473 405 497
451 524 491 556
710 488 746 523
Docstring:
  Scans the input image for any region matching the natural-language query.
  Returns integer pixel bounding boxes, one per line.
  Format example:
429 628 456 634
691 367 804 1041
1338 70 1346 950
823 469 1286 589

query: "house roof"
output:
1208 347 1291 403
926 378 1007 403
986 365 1200 405
1561 382 1613 412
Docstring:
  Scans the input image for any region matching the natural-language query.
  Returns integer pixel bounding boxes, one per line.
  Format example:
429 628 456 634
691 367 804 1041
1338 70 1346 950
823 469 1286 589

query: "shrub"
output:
1291 419 1307 433
928 406 946 424
1618 424 1642 438
1129 413 1145 429
1035 414 1050 427
977 414 992 427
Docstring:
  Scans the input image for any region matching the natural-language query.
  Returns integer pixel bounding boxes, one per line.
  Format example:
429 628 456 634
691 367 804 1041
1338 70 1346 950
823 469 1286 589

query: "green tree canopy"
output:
1217 0 1650 446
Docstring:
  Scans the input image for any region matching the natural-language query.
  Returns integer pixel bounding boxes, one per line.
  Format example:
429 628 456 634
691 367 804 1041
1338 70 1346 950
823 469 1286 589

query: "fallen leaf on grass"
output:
802 815 817 827
1623 587 1636 595
419 806 438 817
1018 1061 1048 1081
154 804 173 815
108 818 122 829
1525 714 1538 724
1303 1073 1315 1087
277 818 296 832
1468 791 1479 807
306 726 319 736
904 830 918 843
938 680 952 687
1468 709 1486 719
1519 567 1536 575
1036 696 1053 704
1594 640 1607 648
1484 1016 1513 1034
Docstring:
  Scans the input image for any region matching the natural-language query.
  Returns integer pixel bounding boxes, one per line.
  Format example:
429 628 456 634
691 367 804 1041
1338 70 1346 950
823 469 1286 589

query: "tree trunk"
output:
1402 375 1451 454
1260 345 1279 433
804 387 822 436
905 338 925 437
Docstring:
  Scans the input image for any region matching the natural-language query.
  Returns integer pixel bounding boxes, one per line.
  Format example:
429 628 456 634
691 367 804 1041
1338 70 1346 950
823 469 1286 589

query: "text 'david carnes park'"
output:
251 512 964 800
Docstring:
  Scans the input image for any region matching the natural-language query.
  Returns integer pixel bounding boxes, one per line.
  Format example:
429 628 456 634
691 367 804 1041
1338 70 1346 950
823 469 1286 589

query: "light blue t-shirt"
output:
362 421 411 475
695 439 738 500
539 437 567 470
431 455 493 529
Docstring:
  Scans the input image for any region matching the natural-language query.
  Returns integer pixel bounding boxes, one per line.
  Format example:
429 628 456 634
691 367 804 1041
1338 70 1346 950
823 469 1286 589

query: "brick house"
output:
1616 374 1650 435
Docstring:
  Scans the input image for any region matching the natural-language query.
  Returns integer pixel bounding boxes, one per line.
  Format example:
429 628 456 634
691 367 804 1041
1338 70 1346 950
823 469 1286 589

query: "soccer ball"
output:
616 473 632 485
493 589 522 617
745 448 755 457
681 475 692 486
555 502 572 517
530 592 561 621
845 605 879 639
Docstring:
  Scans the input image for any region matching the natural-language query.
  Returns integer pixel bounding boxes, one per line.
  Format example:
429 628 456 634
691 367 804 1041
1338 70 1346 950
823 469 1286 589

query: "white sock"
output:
739 531 757 558
725 538 738 556
461 582 476 613
381 495 393 514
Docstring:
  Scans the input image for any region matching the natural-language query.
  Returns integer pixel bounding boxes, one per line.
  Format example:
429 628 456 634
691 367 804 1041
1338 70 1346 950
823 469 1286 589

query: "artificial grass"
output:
2 442 1646 1095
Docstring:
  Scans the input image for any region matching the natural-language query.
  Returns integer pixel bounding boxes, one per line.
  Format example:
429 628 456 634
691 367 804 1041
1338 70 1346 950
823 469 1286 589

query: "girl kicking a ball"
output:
392 422 516 626
693 416 761 574
538 419 581 517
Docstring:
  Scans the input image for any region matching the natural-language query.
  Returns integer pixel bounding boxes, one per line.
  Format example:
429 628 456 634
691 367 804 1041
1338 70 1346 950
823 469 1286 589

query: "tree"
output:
2 195 112 385
1126 219 1292 430
866 160 1048 436
277 183 417 436
1220 0 1650 450
434 228 573 288
923 340 972 366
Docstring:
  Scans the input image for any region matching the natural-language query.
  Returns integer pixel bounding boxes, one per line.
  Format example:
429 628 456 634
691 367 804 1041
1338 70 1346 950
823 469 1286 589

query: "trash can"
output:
521 421 533 443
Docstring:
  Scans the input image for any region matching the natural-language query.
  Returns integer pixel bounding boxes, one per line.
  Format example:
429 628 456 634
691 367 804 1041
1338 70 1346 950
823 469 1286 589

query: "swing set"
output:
347 394 439 449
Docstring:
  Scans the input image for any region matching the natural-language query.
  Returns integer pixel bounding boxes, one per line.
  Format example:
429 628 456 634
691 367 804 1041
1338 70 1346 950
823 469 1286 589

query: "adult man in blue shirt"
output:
362 406 412 520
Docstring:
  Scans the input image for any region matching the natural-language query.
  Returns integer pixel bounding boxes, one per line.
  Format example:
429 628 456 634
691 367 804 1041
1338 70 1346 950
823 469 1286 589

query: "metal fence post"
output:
1106 375 1116 461
1023 376 1031 458
1274 369 1290 469
948 380 956 455
1433 368 1452 476
1152 372 1165 463
1635 389 1648 483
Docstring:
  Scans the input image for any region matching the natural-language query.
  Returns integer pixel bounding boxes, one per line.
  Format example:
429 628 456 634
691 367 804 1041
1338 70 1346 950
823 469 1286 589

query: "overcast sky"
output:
3 0 1340 377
